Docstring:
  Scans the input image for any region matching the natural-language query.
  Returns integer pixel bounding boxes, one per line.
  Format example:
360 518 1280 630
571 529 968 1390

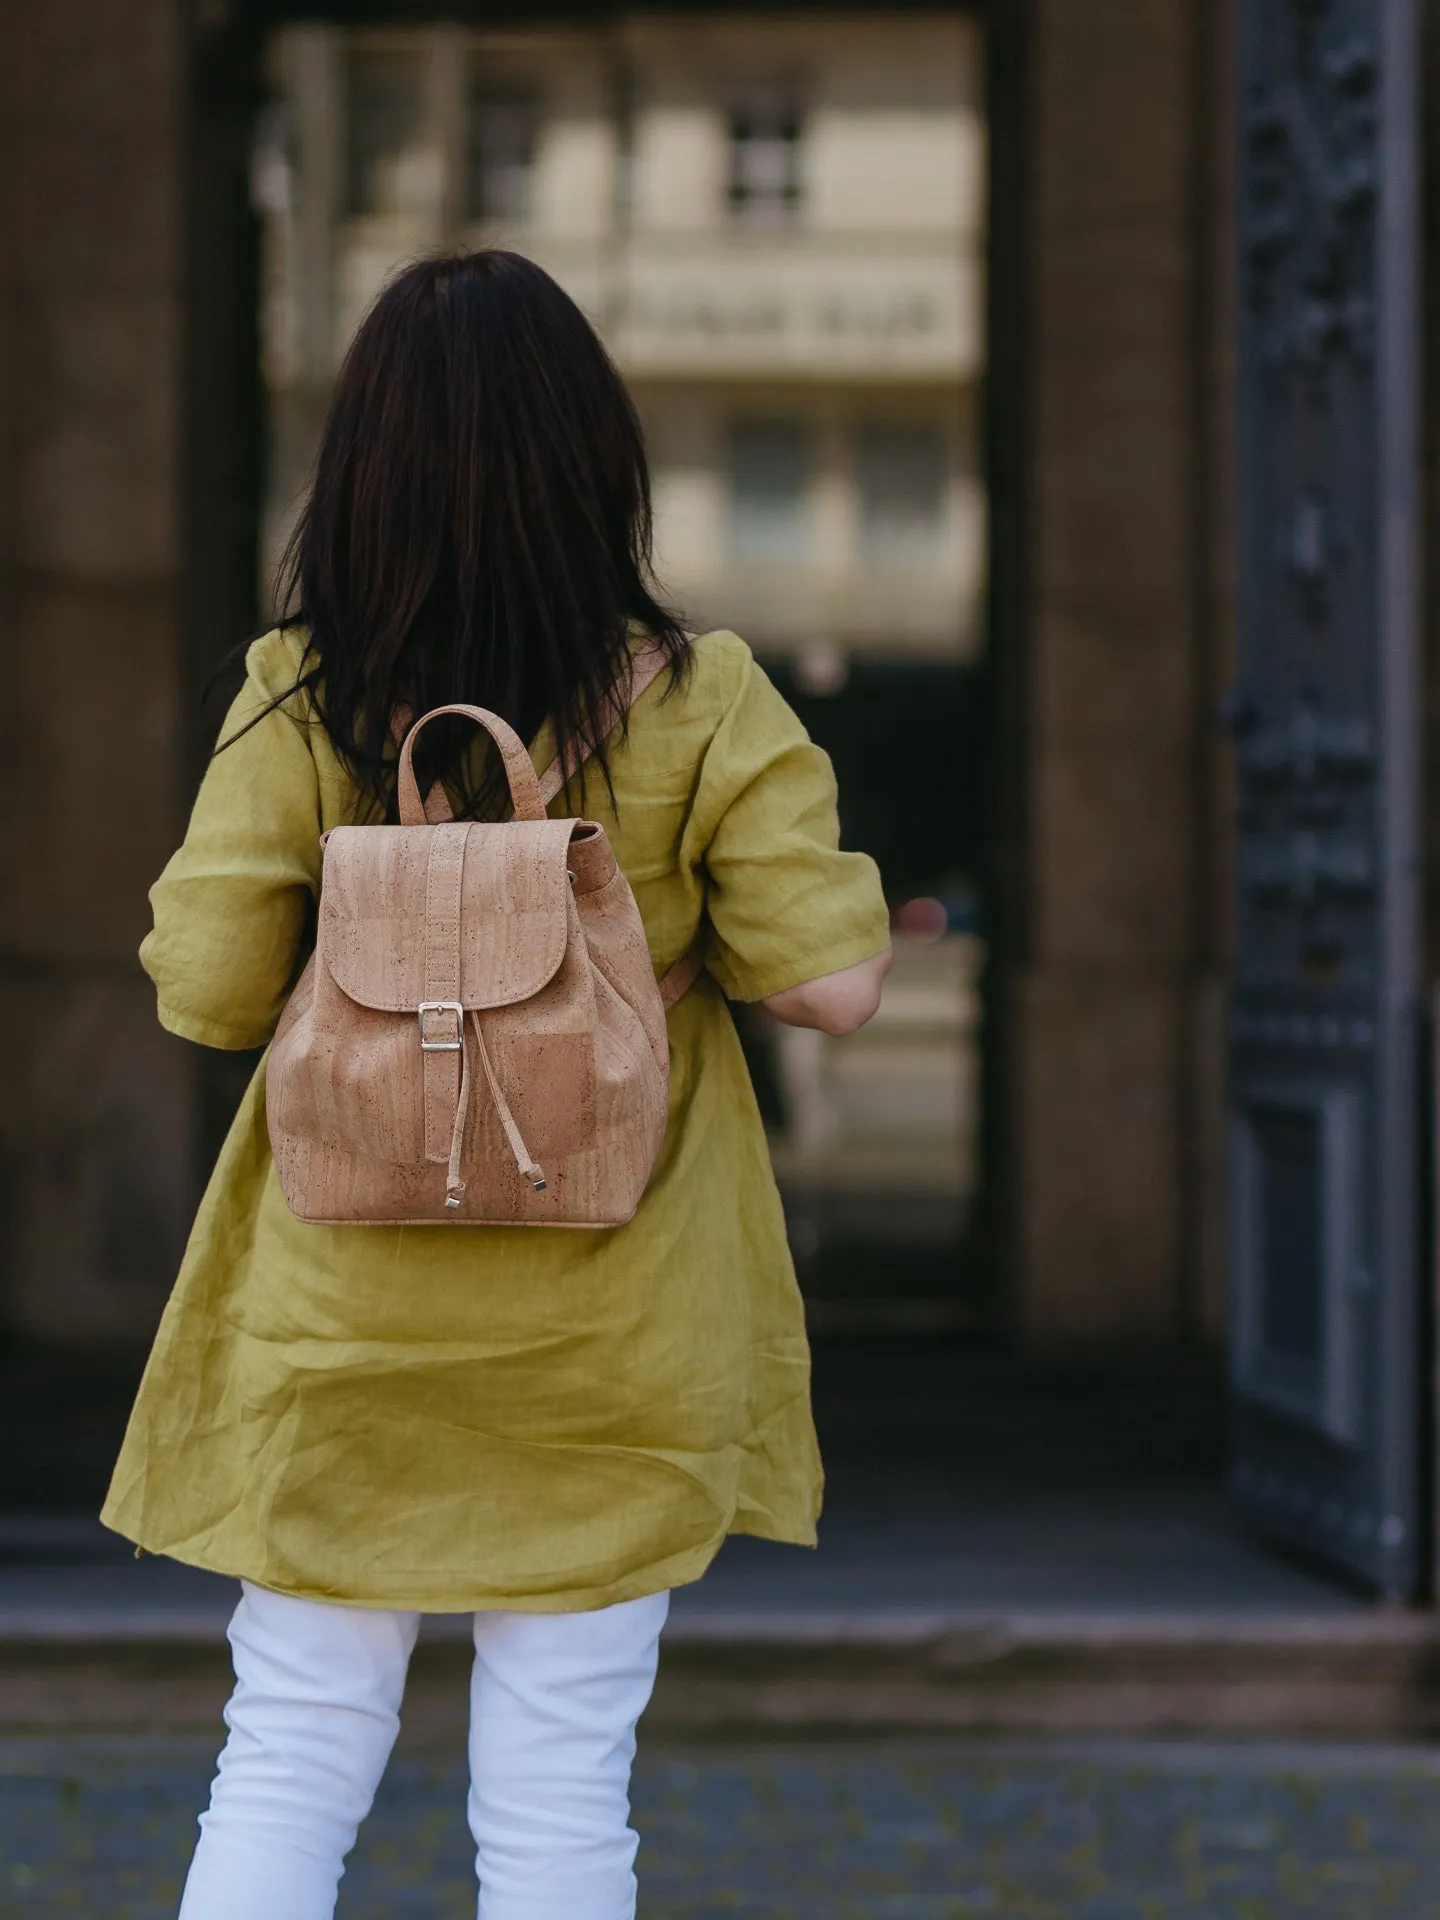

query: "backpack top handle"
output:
396 704 547 827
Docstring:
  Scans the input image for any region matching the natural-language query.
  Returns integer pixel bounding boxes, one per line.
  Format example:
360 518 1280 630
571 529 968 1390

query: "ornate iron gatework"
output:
1232 0 1422 1596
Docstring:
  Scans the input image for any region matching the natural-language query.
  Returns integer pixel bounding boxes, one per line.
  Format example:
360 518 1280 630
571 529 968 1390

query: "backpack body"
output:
267 687 684 1227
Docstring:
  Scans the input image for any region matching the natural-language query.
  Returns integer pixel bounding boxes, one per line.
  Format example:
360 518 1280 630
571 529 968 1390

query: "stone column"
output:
0 0 196 1342
1005 0 1234 1345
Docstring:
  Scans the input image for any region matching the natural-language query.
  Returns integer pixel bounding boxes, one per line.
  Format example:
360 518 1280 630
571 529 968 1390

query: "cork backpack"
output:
267 647 699 1227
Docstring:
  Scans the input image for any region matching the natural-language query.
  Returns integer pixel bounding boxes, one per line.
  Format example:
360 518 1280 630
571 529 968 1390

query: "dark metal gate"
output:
1231 0 1423 1597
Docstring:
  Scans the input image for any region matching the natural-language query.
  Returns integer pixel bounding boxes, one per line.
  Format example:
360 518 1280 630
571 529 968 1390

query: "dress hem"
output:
99 1506 819 1617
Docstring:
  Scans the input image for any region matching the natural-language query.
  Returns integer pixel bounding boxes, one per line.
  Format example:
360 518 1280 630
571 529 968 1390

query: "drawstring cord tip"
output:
435 1008 549 1209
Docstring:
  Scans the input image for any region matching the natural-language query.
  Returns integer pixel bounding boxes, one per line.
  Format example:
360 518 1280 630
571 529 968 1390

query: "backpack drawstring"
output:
445 1012 547 1210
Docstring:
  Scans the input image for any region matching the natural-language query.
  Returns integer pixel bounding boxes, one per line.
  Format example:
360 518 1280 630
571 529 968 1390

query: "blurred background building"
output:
11 0 1425 1605
255 15 987 1310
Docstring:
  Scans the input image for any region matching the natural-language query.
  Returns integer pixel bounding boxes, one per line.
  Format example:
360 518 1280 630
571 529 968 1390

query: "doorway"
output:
226 7 1294 1622
249 4 997 1349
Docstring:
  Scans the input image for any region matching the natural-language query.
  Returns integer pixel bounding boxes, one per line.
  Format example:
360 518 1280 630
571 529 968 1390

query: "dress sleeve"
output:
684 642 890 1003
140 636 323 1050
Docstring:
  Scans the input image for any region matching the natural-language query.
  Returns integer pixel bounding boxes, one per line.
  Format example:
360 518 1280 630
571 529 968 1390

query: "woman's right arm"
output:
684 636 892 1020
141 635 323 1051
762 948 892 1037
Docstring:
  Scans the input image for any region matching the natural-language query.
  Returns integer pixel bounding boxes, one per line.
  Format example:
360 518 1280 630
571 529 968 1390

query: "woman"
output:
104 249 891 1920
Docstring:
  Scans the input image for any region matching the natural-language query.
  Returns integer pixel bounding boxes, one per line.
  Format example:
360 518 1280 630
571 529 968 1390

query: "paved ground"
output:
5 1735 1440 1918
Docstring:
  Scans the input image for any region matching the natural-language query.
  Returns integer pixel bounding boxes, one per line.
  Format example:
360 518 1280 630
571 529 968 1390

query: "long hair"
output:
243 249 688 818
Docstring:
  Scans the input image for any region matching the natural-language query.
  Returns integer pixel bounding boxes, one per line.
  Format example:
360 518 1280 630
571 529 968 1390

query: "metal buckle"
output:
417 1001 464 1051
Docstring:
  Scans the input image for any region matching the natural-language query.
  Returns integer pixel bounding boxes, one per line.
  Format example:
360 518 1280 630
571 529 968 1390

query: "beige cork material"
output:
267 665 694 1227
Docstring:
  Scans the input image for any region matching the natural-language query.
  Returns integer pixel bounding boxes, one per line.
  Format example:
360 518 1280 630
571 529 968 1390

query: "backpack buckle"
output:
417 1001 465 1051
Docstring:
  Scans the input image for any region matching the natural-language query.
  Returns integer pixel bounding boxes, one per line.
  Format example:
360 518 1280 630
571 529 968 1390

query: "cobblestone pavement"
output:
4 1735 1440 1918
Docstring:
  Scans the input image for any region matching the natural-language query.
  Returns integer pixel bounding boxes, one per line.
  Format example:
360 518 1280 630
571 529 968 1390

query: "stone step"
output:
4 1609 1440 1742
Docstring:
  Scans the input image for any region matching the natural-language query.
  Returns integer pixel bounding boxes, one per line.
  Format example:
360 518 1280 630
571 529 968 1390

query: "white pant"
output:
177 1579 670 1920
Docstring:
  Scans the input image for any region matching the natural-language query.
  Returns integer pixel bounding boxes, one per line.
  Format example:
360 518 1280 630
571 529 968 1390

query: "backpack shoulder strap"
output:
658 942 705 1009
535 642 671 808
538 643 706 1010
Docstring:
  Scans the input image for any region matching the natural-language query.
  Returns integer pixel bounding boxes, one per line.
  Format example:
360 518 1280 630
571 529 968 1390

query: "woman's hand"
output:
761 947 893 1038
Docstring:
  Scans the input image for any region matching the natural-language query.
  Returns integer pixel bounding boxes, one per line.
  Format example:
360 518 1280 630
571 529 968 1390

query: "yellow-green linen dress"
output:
103 626 889 1613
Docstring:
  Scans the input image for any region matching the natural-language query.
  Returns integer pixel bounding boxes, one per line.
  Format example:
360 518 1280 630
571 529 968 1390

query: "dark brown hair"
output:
252 249 687 817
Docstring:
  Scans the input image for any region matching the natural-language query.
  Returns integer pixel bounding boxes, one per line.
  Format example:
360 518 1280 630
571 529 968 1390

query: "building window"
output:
466 80 540 223
855 424 947 562
729 419 812 561
345 51 427 218
726 84 804 223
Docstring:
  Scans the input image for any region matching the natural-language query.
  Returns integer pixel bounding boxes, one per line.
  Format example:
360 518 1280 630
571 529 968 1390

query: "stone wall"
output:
1005 0 1234 1345
0 0 195 1343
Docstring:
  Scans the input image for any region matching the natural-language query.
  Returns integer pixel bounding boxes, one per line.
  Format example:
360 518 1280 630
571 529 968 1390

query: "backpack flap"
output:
318 818 577 1012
